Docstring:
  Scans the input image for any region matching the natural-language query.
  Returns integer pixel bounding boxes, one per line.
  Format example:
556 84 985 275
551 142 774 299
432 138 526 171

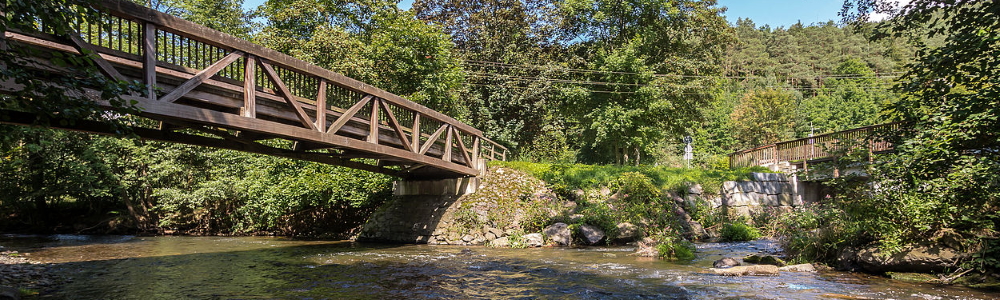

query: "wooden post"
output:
315 80 326 131
443 125 453 162
242 55 256 118
143 23 157 100
410 114 420 152
367 98 379 144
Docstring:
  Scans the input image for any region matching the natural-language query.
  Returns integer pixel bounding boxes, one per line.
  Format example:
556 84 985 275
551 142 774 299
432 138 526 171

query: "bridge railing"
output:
729 122 903 168
3 0 508 177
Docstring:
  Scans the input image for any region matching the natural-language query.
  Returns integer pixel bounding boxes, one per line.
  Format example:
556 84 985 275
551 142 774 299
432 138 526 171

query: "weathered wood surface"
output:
0 0 507 178
728 122 902 169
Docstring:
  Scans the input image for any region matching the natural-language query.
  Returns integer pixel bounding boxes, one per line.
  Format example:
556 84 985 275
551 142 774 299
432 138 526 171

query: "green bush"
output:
720 221 762 242
656 238 696 260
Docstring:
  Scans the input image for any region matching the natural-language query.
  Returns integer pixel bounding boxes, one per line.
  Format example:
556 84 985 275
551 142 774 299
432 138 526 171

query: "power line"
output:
466 72 896 90
462 59 905 80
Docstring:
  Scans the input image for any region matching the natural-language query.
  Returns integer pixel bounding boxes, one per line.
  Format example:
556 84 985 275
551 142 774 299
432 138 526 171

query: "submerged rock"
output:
543 223 572 246
886 272 939 284
709 265 779 276
579 224 606 245
713 257 741 268
0 286 19 300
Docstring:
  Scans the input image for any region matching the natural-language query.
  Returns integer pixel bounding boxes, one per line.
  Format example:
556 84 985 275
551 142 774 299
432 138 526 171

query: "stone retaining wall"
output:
716 173 804 217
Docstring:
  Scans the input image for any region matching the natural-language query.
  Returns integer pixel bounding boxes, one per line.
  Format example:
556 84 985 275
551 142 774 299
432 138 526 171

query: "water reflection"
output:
0 235 996 299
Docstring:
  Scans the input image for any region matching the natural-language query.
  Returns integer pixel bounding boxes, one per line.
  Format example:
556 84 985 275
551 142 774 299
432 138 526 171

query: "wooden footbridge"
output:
729 122 903 170
0 0 506 179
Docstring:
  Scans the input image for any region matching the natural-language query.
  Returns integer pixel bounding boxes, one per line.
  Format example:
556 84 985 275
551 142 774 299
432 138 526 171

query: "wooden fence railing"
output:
1 0 507 178
729 122 903 168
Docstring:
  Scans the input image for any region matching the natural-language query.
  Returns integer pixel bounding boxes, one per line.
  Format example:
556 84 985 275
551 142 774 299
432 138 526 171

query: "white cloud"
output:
868 0 913 22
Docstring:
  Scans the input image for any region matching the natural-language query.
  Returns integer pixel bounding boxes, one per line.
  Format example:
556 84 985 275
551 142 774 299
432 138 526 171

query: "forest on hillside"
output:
0 0 987 239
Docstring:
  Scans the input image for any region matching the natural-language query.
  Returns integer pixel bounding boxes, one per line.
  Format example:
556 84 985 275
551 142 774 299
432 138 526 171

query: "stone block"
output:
737 181 759 193
776 193 793 206
722 181 739 194
761 194 780 206
751 172 788 182
759 182 782 195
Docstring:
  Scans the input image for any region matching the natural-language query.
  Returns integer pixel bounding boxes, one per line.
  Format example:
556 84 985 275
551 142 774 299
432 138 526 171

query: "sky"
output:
241 0 848 29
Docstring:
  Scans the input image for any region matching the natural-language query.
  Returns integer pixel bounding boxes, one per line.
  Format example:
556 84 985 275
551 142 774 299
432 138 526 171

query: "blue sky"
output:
242 0 846 29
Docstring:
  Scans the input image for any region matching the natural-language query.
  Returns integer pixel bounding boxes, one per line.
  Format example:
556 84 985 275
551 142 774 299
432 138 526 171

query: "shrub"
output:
720 221 761 242
656 237 696 260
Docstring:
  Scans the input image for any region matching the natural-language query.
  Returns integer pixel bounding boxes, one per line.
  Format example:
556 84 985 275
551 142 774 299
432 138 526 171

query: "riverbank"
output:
0 250 57 299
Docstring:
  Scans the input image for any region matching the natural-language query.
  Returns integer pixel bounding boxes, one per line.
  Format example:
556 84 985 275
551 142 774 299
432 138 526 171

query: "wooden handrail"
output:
1 0 507 178
729 122 904 168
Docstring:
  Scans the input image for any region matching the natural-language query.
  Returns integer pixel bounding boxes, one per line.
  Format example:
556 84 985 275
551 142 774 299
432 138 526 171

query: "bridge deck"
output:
729 122 902 169
0 0 506 179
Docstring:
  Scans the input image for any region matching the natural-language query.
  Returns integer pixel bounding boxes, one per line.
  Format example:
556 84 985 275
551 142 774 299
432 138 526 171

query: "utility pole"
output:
683 136 693 168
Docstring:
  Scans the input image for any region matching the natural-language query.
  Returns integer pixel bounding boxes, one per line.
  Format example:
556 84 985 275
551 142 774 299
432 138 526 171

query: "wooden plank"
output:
0 110 402 177
95 0 483 136
379 99 412 152
142 23 156 100
411 114 420 152
367 98 379 144
67 34 127 82
158 50 243 103
454 129 472 167
419 124 448 155
443 125 453 162
242 55 256 118
471 137 480 165
315 80 327 132
258 60 317 130
329 95 372 134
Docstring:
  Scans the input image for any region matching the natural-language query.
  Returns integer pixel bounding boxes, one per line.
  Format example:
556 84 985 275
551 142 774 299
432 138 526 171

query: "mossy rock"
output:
743 254 786 266
886 272 939 284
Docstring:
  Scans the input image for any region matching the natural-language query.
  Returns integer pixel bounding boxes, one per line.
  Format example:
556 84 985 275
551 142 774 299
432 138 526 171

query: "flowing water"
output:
2 234 997 299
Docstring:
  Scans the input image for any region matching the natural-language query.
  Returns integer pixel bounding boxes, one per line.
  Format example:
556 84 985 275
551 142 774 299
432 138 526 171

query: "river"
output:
1 234 997 299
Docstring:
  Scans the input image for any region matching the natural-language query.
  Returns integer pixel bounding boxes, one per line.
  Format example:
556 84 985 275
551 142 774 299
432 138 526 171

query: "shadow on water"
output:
2 236 998 299
7 235 693 299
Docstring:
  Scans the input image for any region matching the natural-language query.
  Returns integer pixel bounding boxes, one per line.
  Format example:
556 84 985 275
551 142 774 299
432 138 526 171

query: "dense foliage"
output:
773 0 1000 275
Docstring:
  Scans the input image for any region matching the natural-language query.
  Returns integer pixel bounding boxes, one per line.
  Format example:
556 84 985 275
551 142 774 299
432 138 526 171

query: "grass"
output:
492 161 769 195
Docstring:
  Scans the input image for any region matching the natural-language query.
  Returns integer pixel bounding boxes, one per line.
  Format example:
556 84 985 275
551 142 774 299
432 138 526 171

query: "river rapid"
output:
1 234 997 299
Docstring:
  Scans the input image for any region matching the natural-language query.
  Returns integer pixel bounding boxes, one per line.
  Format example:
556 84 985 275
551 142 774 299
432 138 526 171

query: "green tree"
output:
780 0 1000 270
797 58 892 134
730 89 797 148
256 0 469 117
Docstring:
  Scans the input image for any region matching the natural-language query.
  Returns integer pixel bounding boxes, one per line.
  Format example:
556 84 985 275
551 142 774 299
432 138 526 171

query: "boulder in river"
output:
713 257 741 268
614 223 641 242
778 263 816 272
710 265 779 276
744 254 786 266
523 233 545 248
579 224 606 245
842 244 967 273
543 223 572 246
489 237 510 248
